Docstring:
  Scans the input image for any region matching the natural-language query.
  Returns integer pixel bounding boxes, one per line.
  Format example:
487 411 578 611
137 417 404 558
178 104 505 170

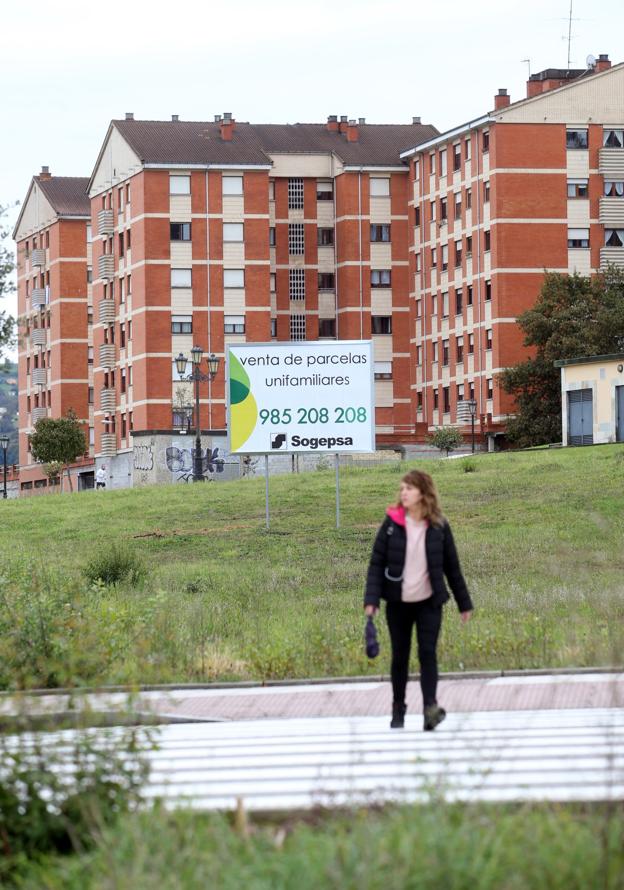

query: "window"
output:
566 129 588 149
288 223 304 254
457 382 465 401
469 381 475 400
319 318 336 338
289 268 305 300
431 247 437 267
484 231 491 252
468 333 474 354
442 339 449 366
127 274 132 297
371 316 392 334
432 341 439 362
172 409 190 430
371 269 391 288
465 137 471 161
482 131 489 153
487 378 493 400
431 294 438 316
374 361 392 380
268 181 275 201
86 224 92 243
224 269 245 288
416 253 421 272
120 323 126 348
455 240 462 267
87 267 93 284
88 346 94 364
223 223 244 242
417 391 423 411
456 336 464 363
118 187 124 210
271 318 277 338
440 197 447 221
414 206 421 226
441 244 448 271
170 222 191 241
172 314 192 334
415 299 422 318
568 227 590 248
118 232 124 257
120 368 127 394
604 181 624 197
171 268 192 288
222 176 243 196
483 181 490 203
290 314 306 341
443 386 450 414
288 178 304 209
317 181 333 200
486 328 493 349
454 193 462 219
430 200 436 222
224 315 245 334
416 346 422 364
170 175 191 195
605 229 624 247
442 292 449 318
455 289 463 315
370 224 390 242
126 184 131 203
433 389 439 410
439 149 447 177
88 386 94 405
603 129 624 148
429 152 436 175
318 272 335 290
467 285 473 306
485 280 492 301
466 235 472 256
318 228 334 246
465 187 472 210
568 178 589 198
88 307 93 326
453 143 461 171
270 273 276 292
370 177 390 197
269 227 276 246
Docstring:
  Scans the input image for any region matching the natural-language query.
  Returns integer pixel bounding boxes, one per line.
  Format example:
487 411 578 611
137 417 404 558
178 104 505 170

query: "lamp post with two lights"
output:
174 347 220 482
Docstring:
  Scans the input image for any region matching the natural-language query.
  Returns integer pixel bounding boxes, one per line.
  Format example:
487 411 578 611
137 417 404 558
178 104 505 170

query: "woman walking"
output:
364 469 473 731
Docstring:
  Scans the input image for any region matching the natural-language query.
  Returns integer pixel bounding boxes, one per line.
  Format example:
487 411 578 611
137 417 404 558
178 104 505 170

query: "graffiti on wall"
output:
166 445 225 483
133 445 154 472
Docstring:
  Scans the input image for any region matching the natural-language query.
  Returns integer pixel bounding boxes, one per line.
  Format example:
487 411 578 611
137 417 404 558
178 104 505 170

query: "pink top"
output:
401 515 433 602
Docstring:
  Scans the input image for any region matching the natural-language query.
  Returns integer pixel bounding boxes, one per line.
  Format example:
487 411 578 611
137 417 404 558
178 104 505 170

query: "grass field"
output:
0 444 623 689
14 801 624 890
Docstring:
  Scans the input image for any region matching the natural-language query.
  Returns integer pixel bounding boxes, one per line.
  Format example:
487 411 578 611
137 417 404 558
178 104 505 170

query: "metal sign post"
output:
265 455 270 529
335 453 340 529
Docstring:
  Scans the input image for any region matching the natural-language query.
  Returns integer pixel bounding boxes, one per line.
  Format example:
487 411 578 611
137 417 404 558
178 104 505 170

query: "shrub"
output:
426 427 464 456
461 458 477 473
83 544 146 587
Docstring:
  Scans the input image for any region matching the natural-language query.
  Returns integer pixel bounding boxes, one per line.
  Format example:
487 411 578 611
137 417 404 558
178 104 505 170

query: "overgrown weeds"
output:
83 544 146 587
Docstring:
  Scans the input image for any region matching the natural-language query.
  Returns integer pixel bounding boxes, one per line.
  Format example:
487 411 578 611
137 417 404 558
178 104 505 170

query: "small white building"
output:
555 353 624 445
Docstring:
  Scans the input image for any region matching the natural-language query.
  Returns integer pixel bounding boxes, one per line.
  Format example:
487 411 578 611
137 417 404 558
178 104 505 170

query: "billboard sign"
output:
227 341 374 454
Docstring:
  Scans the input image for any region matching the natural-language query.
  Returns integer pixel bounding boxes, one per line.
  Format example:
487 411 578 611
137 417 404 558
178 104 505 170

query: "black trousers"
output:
385 599 443 708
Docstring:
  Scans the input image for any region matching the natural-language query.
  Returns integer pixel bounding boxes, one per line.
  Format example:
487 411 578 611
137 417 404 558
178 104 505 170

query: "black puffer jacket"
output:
364 508 473 612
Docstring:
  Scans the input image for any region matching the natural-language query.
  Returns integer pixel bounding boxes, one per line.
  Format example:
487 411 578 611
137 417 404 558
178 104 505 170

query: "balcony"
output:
100 433 116 456
31 407 47 424
599 196 624 226
98 298 116 324
98 209 114 236
31 328 47 348
99 344 116 368
599 148 624 179
31 288 47 310
31 368 47 387
31 248 46 267
98 254 115 280
600 246 624 270
100 388 116 411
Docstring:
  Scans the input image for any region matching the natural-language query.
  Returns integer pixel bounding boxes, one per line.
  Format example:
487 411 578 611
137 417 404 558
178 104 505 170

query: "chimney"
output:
125 112 134 120
214 114 222 123
326 114 339 132
412 116 421 124
346 119 359 142
171 114 179 122
39 165 51 180
358 117 366 125
339 115 348 134
494 88 510 109
595 53 611 72
220 113 235 141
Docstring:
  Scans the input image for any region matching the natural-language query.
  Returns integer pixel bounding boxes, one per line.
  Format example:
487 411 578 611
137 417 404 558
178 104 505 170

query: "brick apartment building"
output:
401 54 624 449
13 55 624 492
13 172 95 493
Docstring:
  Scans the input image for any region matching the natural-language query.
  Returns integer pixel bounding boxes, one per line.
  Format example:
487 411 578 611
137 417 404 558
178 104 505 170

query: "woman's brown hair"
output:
396 469 445 527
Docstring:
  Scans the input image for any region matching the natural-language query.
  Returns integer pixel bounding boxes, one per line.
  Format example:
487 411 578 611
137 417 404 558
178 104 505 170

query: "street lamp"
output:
457 399 478 453
175 349 220 482
0 435 9 499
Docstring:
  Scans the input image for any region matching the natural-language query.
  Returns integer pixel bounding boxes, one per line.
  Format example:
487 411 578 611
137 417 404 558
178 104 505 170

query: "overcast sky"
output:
1 0 623 337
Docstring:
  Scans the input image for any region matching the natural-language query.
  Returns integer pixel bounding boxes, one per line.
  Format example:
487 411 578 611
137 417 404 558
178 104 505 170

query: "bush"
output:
0 724 150 880
426 427 464 456
461 458 477 473
83 544 146 587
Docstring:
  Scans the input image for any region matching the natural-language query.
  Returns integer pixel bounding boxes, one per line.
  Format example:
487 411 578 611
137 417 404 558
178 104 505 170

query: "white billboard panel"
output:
227 341 374 454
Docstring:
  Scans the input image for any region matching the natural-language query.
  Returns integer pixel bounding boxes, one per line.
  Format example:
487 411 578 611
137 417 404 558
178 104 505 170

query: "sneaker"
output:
423 704 446 731
390 701 406 729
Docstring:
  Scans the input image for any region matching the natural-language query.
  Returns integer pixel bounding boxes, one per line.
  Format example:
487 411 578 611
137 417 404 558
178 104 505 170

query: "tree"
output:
426 427 464 457
499 269 624 447
30 410 86 492
0 204 17 359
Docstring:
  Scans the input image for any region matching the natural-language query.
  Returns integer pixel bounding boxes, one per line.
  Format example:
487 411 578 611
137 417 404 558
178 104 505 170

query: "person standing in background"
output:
96 464 107 490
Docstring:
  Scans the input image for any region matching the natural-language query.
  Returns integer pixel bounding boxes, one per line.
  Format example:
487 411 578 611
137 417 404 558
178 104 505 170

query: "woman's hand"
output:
460 610 472 624
364 605 379 617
